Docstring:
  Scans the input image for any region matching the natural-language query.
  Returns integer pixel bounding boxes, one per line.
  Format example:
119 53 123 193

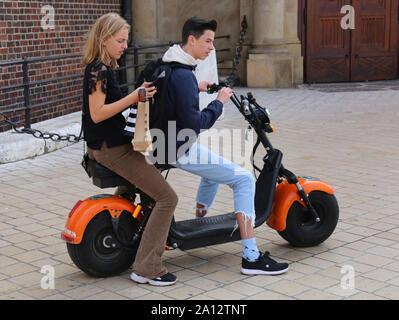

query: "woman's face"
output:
103 28 129 60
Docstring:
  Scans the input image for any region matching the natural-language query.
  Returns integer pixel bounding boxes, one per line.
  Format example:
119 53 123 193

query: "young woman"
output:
82 13 178 286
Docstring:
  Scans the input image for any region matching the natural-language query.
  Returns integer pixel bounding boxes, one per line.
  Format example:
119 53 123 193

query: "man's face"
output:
191 30 215 60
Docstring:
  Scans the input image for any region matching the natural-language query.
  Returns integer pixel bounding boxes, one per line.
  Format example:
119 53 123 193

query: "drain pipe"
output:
119 0 132 95
120 0 133 45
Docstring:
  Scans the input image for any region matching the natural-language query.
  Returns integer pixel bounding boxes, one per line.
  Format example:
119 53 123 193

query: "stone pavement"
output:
1 84 399 300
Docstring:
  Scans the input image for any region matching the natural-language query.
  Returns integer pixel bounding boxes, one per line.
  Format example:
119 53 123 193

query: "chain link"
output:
226 16 248 86
0 112 83 143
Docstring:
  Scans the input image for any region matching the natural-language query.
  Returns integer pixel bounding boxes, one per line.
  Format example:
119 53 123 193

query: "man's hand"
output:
216 87 233 104
198 81 211 93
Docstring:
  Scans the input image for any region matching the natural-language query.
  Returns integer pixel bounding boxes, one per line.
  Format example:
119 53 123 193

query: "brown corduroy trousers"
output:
88 142 178 279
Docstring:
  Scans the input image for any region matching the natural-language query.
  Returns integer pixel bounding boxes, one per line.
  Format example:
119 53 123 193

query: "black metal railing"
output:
0 35 231 132
118 34 231 93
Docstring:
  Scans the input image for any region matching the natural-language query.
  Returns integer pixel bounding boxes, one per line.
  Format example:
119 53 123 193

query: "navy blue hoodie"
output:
160 58 223 164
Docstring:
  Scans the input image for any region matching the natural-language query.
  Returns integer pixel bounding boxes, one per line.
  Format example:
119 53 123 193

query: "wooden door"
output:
306 0 352 83
351 0 398 81
305 0 398 83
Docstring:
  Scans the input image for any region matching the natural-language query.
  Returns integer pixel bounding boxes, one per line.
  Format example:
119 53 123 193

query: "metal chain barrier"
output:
225 15 248 86
0 112 83 143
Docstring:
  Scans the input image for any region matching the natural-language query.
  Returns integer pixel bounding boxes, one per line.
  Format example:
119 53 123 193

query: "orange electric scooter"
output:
61 87 339 277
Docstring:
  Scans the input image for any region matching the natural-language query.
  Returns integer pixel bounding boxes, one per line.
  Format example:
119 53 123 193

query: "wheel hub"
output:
93 229 121 258
102 235 117 249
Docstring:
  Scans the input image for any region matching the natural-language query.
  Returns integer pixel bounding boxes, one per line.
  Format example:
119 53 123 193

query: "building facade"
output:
1 0 398 132
130 0 399 87
128 0 303 88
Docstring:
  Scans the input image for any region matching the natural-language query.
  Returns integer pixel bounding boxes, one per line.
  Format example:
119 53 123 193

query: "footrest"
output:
170 212 241 250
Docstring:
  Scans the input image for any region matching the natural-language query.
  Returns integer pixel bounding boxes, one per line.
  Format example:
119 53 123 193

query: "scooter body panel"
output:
267 178 335 231
254 152 283 226
61 195 136 244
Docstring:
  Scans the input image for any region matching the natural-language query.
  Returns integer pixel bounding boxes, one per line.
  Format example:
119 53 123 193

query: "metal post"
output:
119 0 132 94
22 56 31 129
121 0 133 46
118 55 128 96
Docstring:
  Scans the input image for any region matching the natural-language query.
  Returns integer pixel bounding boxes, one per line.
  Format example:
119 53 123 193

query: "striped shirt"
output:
123 104 138 137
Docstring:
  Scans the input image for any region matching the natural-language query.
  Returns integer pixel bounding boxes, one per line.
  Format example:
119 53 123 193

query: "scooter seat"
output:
154 163 176 171
83 155 131 189
82 153 176 189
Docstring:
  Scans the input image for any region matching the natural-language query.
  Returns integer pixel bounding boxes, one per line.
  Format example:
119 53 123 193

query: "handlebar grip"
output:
207 82 230 94
207 84 219 94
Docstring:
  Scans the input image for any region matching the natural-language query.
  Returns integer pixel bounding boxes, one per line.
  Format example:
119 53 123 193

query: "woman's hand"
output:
140 82 157 99
89 81 158 124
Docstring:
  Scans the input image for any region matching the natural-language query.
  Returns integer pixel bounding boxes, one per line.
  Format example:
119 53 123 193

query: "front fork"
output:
279 166 321 223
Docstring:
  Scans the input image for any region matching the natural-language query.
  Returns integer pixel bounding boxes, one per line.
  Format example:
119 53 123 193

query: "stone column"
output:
131 0 158 45
247 0 301 87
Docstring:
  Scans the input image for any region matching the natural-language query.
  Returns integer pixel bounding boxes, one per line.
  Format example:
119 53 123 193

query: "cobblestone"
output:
0 84 399 300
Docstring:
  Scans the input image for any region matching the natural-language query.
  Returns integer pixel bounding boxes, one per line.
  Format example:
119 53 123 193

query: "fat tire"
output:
67 211 139 277
278 191 339 247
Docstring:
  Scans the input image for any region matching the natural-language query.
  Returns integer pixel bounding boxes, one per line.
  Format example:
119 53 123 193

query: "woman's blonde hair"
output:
83 13 130 69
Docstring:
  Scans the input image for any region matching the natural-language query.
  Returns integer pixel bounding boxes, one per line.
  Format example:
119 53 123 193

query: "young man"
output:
161 17 289 275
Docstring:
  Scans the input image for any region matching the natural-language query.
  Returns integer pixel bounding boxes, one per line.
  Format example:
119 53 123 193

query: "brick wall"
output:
0 0 121 132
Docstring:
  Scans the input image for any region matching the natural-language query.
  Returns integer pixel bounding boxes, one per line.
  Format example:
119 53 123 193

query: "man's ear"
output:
187 34 196 46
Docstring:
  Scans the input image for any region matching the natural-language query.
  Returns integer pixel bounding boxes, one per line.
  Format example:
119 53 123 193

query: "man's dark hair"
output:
182 17 217 45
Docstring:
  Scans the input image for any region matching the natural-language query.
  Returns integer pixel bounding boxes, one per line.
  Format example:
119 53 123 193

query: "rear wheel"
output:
67 211 139 277
278 191 339 247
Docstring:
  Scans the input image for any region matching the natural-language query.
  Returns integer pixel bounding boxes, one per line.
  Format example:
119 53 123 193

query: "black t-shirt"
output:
82 61 132 150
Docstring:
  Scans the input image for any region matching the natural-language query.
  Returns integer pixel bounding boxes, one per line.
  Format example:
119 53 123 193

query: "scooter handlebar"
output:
206 82 229 94
206 84 271 129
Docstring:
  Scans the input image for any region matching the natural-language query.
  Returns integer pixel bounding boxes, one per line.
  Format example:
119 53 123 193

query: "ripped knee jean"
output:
172 143 256 232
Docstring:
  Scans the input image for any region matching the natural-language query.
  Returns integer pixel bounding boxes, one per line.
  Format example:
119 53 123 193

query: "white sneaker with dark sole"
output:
130 272 178 286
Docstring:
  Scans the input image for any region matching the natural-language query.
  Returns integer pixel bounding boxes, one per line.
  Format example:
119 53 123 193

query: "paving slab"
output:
0 84 399 300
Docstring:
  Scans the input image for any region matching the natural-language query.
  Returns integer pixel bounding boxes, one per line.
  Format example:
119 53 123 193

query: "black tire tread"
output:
278 191 339 247
66 211 138 277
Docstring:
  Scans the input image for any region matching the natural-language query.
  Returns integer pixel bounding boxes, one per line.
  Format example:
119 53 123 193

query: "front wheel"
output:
67 211 139 277
278 191 339 247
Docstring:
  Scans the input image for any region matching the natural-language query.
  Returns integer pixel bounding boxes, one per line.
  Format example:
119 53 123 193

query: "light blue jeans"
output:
172 143 256 229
